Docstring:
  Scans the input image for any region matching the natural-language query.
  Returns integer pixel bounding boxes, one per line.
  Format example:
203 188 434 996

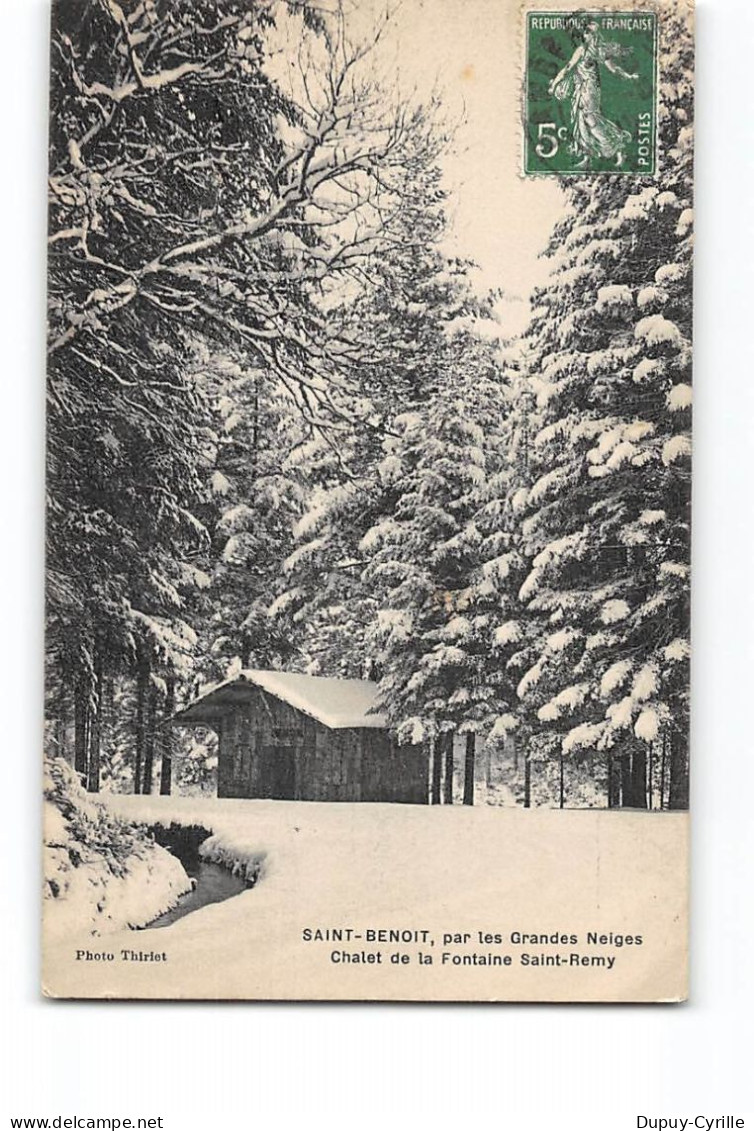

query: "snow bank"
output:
43 794 688 1002
44 759 192 940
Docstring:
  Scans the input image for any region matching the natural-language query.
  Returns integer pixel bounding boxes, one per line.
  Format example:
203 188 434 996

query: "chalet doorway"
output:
263 745 295 800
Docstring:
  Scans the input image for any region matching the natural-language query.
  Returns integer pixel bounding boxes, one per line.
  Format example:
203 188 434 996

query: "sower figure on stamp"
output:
548 20 638 167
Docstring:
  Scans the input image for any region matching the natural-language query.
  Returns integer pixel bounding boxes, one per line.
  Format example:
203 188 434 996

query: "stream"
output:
137 823 251 930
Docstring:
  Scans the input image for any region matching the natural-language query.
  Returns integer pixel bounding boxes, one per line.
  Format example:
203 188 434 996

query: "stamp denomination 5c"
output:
524 11 657 175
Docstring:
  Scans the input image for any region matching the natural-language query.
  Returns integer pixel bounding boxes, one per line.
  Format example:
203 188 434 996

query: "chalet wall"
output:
214 687 427 803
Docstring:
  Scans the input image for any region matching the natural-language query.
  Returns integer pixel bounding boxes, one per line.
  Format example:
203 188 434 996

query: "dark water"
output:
146 860 248 929
138 823 250 930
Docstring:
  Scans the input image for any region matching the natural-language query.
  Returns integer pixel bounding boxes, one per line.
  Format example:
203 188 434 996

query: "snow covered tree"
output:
469 369 539 805
46 0 293 787
47 0 449 791
268 153 464 680
512 5 693 808
194 351 307 681
362 381 494 738
272 103 517 804
282 272 510 766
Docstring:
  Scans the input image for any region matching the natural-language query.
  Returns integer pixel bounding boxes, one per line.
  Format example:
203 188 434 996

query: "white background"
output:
1 1 752 1127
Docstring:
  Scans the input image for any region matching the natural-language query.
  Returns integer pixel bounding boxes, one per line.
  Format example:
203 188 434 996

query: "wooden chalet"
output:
171 670 429 804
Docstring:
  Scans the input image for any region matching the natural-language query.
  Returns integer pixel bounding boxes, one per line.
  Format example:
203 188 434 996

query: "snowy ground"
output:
43 796 688 1002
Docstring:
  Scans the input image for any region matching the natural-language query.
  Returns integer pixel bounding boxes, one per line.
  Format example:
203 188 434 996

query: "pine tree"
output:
470 368 538 804
352 282 510 760
270 158 466 680
512 6 693 807
197 351 307 680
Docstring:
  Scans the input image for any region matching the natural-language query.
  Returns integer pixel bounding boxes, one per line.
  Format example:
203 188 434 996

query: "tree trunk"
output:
141 681 158 795
660 732 667 810
668 729 689 810
86 654 103 793
647 742 654 810
463 733 475 806
630 744 648 809
133 657 149 794
252 373 260 471
607 754 621 808
443 732 454 805
559 755 565 810
431 737 442 804
620 752 633 807
56 687 70 765
73 674 89 783
160 676 176 796
523 753 531 809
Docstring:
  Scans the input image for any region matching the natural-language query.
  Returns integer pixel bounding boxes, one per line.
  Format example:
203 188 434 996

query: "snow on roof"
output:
173 669 387 730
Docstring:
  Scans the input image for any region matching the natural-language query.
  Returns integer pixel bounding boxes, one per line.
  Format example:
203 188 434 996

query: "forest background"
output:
45 0 692 808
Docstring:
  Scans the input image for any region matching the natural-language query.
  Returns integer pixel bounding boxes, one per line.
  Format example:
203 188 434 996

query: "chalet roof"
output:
171 669 388 731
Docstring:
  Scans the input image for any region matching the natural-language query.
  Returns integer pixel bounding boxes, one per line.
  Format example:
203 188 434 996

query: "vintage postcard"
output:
44 0 692 1002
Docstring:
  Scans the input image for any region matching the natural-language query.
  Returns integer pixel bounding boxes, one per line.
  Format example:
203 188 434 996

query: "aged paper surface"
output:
44 0 692 1002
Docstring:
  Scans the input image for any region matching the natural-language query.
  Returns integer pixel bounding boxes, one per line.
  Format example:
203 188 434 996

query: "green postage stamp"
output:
524 11 657 175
